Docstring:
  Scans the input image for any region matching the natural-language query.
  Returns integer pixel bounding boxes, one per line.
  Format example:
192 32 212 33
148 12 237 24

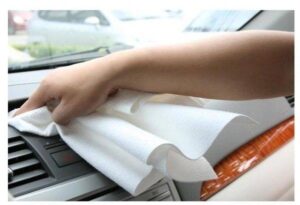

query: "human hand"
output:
14 58 120 125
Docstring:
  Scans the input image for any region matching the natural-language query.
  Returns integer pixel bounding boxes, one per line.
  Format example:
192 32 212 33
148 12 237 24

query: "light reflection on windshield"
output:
112 10 181 21
8 10 259 70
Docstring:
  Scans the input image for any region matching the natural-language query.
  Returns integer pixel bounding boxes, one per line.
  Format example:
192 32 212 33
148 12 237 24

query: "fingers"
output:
51 99 78 125
51 94 107 125
46 98 61 112
14 86 48 116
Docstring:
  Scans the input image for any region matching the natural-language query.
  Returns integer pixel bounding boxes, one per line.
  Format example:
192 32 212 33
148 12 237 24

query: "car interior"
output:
8 10 294 201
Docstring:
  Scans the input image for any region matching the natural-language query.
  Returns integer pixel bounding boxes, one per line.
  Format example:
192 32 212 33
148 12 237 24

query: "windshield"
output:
112 10 179 21
185 10 259 32
8 9 260 71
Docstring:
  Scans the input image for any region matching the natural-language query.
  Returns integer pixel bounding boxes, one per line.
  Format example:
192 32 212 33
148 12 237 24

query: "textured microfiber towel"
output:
8 89 253 196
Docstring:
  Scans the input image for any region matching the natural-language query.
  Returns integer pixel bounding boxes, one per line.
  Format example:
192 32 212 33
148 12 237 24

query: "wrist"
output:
107 49 142 90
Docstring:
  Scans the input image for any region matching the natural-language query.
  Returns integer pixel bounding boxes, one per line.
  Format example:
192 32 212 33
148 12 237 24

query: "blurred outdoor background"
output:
8 10 259 69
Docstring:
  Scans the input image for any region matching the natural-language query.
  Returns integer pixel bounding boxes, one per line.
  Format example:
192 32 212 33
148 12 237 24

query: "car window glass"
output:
95 11 110 26
69 10 110 25
39 11 69 22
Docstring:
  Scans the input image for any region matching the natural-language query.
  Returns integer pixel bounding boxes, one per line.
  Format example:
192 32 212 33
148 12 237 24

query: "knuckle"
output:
40 77 52 89
40 70 59 89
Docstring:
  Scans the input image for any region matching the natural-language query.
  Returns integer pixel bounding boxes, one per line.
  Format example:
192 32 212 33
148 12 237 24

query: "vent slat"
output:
9 158 40 172
148 191 171 201
8 149 33 163
8 169 47 188
286 95 294 108
8 140 26 152
8 136 49 190
8 136 22 143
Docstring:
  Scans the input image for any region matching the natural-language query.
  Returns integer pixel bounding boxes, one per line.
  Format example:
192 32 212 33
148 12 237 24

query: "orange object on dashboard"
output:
200 116 294 200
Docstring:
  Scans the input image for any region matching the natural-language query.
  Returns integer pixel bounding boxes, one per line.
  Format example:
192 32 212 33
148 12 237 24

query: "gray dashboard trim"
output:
14 173 114 201
13 172 180 201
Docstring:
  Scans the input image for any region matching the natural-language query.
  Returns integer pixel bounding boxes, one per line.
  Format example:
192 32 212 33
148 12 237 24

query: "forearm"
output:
15 31 294 123
109 30 294 100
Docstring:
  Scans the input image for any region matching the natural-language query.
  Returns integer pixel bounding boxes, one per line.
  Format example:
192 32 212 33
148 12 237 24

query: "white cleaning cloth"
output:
8 89 253 196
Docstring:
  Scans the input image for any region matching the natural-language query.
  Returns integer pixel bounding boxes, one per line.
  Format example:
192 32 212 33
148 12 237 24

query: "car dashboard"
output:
8 69 294 201
8 70 181 201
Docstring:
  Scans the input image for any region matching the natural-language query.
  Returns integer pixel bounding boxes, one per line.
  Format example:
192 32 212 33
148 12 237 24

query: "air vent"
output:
8 136 48 189
286 95 294 107
77 183 174 201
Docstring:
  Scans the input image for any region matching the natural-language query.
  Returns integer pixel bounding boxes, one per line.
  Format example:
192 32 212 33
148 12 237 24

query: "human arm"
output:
15 30 294 124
